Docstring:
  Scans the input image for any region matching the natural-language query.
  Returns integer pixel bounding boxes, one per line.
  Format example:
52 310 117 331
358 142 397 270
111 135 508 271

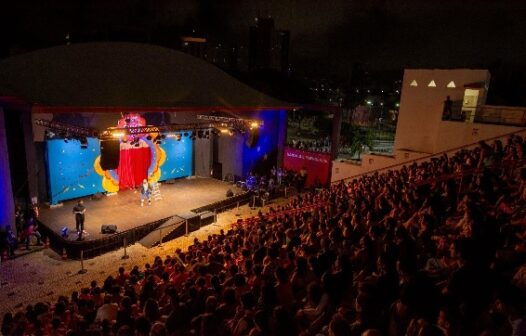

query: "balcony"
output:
443 104 526 127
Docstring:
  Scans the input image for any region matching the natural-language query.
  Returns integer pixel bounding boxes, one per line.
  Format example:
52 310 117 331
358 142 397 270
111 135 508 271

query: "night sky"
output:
2 0 526 78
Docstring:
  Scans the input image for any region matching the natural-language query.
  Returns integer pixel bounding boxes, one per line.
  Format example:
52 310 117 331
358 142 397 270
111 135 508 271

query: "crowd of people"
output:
2 134 526 336
0 205 42 258
288 138 331 153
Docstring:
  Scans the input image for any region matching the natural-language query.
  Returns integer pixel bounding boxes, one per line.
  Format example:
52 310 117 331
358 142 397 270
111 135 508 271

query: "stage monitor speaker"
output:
246 129 259 148
100 140 120 170
101 224 117 234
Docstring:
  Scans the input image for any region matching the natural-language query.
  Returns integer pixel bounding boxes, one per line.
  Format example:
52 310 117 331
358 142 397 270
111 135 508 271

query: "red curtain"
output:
117 147 151 189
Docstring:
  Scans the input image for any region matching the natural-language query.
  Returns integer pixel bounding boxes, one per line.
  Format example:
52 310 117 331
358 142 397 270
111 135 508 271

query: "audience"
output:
2 134 526 336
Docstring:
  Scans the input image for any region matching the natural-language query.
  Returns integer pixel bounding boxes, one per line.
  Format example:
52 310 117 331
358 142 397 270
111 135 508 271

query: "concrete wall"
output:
434 121 524 152
394 69 490 154
331 150 428 182
332 123 526 183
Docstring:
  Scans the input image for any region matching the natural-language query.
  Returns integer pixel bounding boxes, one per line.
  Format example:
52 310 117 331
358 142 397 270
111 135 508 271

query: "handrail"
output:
331 127 526 184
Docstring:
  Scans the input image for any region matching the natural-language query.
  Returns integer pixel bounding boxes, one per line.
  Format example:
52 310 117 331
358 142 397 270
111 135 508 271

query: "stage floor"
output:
38 177 240 240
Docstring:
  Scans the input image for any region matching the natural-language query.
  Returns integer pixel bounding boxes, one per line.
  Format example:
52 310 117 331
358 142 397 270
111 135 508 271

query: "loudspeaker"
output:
100 140 120 170
101 224 117 234
212 162 222 180
226 189 234 198
246 129 259 148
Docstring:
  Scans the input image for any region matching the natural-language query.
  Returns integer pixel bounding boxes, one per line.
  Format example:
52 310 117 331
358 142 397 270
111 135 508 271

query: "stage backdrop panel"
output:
283 147 331 187
46 138 104 204
159 134 193 181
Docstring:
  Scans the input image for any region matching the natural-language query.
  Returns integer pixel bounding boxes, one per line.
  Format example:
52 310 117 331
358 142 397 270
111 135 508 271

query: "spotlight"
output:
146 135 152 141
134 141 140 147
175 133 182 141
183 132 189 137
61 227 69 238
112 132 125 138
198 130 204 138
45 130 56 139
80 137 88 149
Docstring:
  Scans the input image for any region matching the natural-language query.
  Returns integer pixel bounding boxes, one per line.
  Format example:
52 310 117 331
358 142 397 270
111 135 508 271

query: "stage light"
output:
184 132 189 137
198 130 204 138
61 227 69 238
176 133 182 141
80 137 88 149
146 135 152 141
45 130 56 139
250 121 260 129
112 132 125 138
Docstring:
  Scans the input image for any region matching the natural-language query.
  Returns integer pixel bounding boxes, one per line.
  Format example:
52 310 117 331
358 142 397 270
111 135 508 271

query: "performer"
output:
73 200 86 241
140 179 151 207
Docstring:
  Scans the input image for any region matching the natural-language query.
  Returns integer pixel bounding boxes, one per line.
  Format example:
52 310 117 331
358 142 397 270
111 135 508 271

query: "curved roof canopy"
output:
0 42 292 111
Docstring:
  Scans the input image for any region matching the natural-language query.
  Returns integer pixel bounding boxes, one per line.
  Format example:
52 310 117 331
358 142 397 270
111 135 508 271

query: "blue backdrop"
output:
46 138 104 204
158 134 193 181
242 110 286 176
46 134 193 204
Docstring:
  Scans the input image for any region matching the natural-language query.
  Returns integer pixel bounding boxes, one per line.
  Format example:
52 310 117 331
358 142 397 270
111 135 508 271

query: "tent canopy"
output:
0 42 293 111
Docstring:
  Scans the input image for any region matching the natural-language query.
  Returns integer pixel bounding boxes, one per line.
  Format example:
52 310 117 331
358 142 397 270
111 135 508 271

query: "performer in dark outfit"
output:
73 200 86 241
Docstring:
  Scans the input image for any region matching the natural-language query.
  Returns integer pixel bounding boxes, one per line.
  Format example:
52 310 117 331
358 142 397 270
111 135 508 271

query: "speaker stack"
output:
100 140 120 170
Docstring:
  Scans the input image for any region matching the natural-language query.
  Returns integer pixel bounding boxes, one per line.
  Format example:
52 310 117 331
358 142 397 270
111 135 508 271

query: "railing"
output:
37 216 170 260
474 105 526 126
331 128 526 185
444 104 526 126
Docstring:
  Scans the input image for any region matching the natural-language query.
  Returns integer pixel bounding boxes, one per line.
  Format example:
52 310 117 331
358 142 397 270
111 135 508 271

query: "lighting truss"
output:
34 119 98 137
196 115 263 129
35 115 262 141
98 123 215 140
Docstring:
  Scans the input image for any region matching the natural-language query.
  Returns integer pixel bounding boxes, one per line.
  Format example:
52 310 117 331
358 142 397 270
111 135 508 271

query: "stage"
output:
38 177 242 241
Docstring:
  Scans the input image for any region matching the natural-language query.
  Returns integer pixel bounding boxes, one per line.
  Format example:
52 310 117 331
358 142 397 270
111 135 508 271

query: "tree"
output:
340 122 374 159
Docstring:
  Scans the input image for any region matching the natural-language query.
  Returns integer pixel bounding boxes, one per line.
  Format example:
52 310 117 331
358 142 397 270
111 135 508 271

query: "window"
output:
447 81 456 88
410 80 418 87
428 80 437 87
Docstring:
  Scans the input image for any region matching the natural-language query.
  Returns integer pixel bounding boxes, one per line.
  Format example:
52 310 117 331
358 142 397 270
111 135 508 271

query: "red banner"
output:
283 147 331 187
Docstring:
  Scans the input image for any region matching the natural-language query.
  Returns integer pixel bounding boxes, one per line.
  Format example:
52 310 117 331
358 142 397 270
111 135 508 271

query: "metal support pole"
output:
236 201 240 217
214 210 217 223
158 228 163 247
185 220 189 237
122 237 129 260
78 250 87 274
